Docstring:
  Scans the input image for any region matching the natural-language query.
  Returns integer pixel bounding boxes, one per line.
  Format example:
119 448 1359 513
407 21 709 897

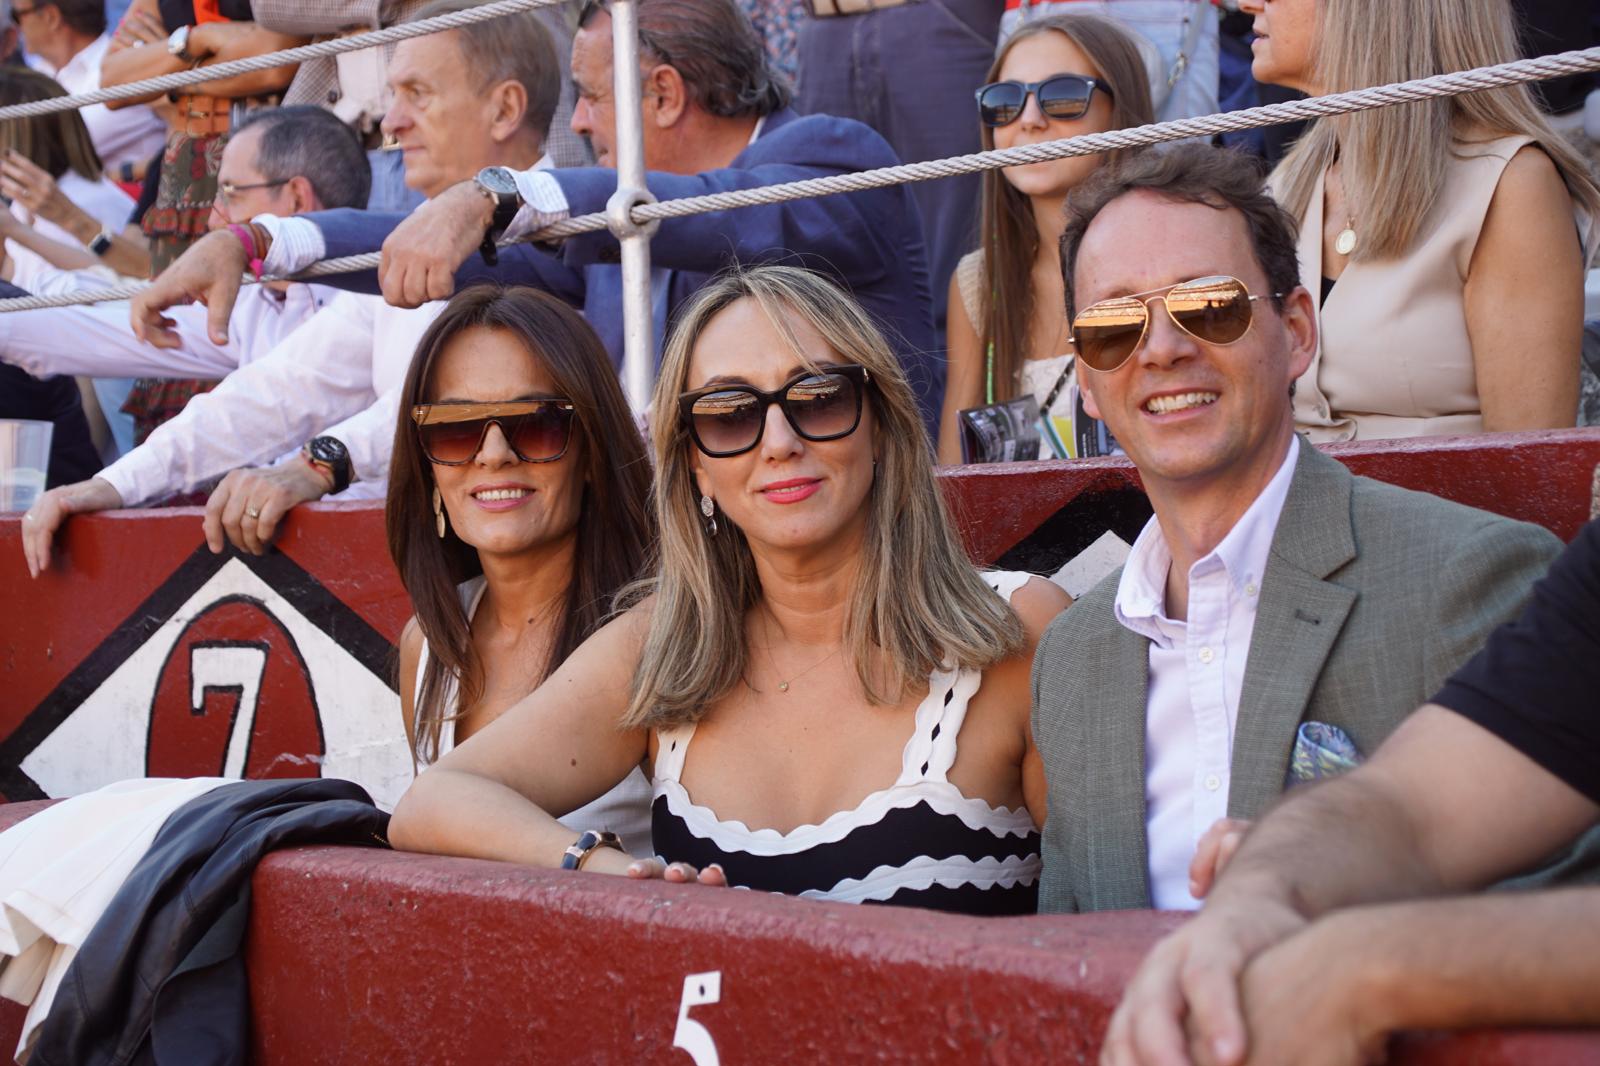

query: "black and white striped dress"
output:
650 571 1042 915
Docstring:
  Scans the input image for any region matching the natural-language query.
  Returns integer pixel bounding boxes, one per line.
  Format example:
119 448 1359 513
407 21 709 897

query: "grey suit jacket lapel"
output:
1084 590 1157 911
1229 443 1359 818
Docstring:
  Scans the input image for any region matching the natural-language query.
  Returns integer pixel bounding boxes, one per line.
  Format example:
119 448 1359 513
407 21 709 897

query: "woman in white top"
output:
938 14 1153 464
391 286 656 852
0 68 145 290
389 266 1071 913
1242 0 1600 440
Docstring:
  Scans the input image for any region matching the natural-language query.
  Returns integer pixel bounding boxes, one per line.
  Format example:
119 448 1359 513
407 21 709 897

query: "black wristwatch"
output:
301 435 352 495
88 228 115 256
474 166 522 266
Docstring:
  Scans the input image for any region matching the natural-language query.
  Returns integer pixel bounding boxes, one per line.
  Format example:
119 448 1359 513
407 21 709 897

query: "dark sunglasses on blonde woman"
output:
410 400 575 465
679 365 870 458
1071 275 1283 373
975 74 1113 127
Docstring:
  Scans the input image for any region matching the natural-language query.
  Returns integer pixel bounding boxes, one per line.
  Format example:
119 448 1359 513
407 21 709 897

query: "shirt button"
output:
1198 646 1215 664
1245 582 1258 597
1204 774 1221 791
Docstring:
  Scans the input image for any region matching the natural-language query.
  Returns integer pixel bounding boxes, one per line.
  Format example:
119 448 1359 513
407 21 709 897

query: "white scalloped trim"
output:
797 853 1041 905
655 776 1036 855
652 571 1042 856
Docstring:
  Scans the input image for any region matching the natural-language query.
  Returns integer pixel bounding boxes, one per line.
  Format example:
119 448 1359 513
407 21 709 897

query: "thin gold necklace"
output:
761 609 841 693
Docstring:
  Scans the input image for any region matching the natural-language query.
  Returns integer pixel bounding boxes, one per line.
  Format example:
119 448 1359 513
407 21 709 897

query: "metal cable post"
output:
607 0 660 414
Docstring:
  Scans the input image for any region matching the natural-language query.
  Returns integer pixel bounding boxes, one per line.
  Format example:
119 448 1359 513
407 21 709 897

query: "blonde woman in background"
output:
390 266 1070 915
1242 0 1600 441
0 68 141 290
939 13 1153 464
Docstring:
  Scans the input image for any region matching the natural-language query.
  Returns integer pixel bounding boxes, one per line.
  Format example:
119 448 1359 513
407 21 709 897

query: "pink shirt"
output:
1114 435 1299 910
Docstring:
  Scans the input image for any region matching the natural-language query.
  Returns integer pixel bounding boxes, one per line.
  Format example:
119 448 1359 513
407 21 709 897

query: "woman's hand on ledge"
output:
621 856 729 887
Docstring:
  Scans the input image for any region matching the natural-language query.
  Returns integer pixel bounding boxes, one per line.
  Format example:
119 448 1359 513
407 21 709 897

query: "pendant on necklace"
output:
778 681 789 692
1334 226 1357 257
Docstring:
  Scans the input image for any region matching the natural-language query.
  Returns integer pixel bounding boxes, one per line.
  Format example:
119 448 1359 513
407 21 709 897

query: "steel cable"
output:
0 45 1595 314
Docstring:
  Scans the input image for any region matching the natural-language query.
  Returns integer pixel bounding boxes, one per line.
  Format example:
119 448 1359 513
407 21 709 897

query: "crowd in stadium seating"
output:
2 0 1599 1060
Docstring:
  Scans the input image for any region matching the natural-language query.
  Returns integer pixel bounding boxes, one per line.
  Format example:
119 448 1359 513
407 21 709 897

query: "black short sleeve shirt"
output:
1433 518 1600 806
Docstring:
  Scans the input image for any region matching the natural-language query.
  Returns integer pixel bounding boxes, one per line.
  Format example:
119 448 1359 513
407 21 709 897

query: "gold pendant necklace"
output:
1334 216 1357 257
762 609 840 693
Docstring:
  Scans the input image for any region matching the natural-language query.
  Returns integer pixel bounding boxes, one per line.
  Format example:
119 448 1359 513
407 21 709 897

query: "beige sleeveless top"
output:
1286 134 1561 443
954 249 1077 420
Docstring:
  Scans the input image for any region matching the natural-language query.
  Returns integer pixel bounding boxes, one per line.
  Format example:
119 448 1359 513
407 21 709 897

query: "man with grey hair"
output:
0 105 365 417
21 2 566 575
249 0 587 211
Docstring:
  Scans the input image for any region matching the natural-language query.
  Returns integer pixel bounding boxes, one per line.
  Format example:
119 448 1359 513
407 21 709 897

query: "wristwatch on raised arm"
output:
474 166 523 267
88 228 115 257
166 25 194 63
300 436 352 496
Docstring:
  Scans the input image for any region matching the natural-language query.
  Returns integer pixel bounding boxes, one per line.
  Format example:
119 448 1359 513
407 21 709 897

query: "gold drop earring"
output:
433 486 447 539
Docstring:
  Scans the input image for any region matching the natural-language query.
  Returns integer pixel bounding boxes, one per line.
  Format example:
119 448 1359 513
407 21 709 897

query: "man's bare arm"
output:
1212 705 1600 919
1102 706 1600 1066
1233 888 1600 1066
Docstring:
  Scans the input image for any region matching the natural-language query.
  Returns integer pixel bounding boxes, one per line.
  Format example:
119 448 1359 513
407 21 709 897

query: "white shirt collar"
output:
1115 435 1301 641
28 32 108 84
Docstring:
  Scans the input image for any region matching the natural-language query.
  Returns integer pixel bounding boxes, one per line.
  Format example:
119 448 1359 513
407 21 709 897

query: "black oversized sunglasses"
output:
410 399 575 464
678 365 870 458
976 74 1112 127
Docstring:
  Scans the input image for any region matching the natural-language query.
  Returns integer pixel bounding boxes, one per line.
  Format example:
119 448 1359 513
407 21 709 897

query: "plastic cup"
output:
0 419 52 512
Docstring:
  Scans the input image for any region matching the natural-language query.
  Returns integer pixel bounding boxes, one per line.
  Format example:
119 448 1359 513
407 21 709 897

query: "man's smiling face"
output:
1073 190 1313 497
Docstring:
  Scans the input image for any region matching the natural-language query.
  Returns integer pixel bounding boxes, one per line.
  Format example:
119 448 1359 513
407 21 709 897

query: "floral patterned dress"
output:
123 130 227 447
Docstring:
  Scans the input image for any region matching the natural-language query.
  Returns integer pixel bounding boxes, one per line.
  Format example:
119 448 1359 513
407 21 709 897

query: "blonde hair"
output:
1273 0 1599 262
623 266 1023 729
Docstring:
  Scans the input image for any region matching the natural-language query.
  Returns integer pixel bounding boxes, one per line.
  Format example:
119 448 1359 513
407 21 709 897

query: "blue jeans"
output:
365 149 425 214
90 377 138 461
797 0 1002 349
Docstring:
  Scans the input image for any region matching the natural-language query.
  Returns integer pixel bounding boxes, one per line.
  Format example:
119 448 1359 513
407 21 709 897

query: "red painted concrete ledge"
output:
1 802 1597 1064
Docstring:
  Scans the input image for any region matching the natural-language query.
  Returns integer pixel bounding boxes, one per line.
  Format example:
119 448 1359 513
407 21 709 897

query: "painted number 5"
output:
672 971 722 1066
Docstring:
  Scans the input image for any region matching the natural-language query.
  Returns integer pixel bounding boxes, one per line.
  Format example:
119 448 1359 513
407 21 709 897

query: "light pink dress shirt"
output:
1113 435 1299 910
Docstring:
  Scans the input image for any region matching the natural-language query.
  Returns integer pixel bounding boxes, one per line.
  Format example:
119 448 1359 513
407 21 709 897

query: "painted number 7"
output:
672 971 722 1066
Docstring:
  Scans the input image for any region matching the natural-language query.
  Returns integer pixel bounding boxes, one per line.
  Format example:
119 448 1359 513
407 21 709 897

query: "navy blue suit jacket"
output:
301 108 944 438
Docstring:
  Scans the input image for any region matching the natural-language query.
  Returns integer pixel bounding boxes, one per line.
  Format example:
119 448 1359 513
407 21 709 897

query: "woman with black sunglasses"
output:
938 14 1153 464
388 285 655 854
388 266 1071 914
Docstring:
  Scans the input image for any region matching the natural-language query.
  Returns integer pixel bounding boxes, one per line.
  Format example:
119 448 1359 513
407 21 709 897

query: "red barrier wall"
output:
2 429 1598 807
938 427 1600 564
0 801 1594 1065
2 432 1599 1060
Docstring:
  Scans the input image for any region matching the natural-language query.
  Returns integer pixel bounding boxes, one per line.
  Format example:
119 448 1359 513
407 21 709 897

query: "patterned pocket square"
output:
1286 721 1364 786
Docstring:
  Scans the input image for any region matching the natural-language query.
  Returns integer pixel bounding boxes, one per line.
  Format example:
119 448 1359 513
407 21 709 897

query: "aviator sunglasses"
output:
1071 275 1282 373
976 74 1112 127
678 365 870 458
410 399 576 465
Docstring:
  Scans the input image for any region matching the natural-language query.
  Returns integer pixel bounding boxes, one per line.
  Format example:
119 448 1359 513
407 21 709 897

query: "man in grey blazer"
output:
1030 143 1562 915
